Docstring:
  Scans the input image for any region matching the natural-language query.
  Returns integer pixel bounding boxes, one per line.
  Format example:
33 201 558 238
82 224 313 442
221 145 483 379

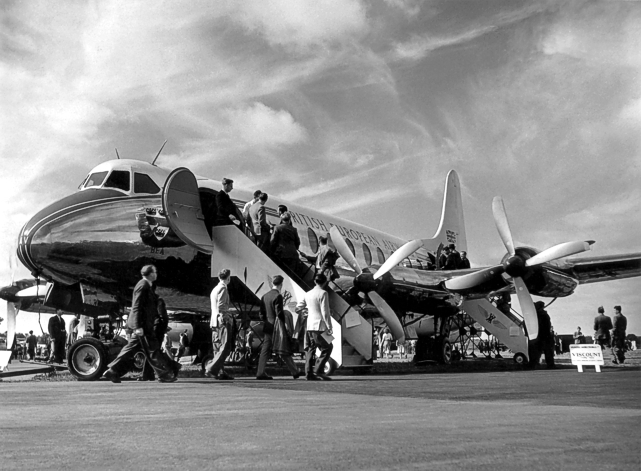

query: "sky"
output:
1 0 640 337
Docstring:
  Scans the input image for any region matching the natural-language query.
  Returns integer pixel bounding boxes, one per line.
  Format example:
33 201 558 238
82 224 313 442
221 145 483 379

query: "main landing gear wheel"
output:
323 358 338 376
439 339 453 365
513 352 527 365
67 338 108 381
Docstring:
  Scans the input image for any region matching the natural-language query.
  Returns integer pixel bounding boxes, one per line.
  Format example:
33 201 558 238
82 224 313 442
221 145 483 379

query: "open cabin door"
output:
162 168 213 254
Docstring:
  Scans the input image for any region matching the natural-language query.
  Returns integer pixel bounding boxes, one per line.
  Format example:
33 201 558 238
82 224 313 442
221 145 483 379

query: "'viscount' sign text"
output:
570 344 604 373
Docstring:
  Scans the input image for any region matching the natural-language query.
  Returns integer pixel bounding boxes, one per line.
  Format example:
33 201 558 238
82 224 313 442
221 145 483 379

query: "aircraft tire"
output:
323 358 338 376
67 338 108 381
513 352 527 365
438 339 452 365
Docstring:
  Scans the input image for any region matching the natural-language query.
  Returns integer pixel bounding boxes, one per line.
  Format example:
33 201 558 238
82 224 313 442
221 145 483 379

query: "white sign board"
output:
570 344 604 372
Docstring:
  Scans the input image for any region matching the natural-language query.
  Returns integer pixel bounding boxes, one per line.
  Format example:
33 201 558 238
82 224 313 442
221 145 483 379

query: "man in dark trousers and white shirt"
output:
296 273 334 381
47 309 66 363
102 265 176 383
204 268 235 380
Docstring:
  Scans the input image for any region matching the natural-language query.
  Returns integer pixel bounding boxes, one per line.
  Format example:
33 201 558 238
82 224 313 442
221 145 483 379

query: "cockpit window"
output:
104 170 131 192
134 173 160 194
82 171 108 189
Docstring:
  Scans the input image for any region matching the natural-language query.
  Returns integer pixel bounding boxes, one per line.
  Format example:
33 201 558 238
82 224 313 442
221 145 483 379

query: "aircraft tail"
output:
421 170 467 253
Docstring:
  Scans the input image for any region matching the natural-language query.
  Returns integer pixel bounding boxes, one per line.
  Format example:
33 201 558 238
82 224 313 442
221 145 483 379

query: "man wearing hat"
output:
215 178 241 228
611 305 627 364
528 301 555 369
593 306 613 350
271 212 301 273
26 330 37 360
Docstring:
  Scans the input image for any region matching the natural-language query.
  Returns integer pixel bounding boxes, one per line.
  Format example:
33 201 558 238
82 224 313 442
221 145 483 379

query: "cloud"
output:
225 102 308 147
392 3 547 61
231 0 369 51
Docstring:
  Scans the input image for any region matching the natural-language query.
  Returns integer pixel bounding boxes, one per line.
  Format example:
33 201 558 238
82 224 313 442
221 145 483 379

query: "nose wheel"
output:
67 338 108 381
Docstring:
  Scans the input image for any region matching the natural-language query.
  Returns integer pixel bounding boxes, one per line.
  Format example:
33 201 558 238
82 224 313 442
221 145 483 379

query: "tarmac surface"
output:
1 361 639 470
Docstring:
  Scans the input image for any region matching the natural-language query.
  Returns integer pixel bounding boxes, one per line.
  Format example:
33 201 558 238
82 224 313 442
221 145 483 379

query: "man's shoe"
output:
204 371 216 379
317 373 333 381
217 372 234 380
612 359 619 365
157 376 177 383
137 376 154 382
102 369 121 384
256 374 273 380
306 374 321 381
292 372 301 379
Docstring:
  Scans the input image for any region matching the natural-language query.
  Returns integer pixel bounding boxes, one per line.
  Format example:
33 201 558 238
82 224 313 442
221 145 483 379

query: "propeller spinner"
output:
445 196 593 340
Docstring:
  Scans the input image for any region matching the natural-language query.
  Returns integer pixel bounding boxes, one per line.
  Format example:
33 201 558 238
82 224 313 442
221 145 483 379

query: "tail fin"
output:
421 170 467 253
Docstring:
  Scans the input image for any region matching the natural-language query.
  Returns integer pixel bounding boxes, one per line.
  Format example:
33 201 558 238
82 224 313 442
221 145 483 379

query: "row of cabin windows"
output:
81 170 160 194
305 227 386 265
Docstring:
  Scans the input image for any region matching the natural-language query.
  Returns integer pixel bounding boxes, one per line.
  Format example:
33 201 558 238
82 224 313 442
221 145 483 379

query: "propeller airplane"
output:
2 155 639 379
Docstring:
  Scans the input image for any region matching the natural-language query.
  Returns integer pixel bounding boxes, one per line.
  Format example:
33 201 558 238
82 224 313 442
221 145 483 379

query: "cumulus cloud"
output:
225 102 307 147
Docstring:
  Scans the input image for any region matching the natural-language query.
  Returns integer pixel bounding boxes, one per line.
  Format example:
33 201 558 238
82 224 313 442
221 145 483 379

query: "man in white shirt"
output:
243 190 262 224
204 268 234 380
296 273 334 381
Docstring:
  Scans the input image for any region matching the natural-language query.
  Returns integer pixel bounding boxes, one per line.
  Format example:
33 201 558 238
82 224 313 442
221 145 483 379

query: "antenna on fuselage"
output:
151 140 168 166
115 148 121 159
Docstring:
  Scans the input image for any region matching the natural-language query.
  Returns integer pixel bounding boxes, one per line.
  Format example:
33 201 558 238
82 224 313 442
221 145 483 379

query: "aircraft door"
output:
162 168 213 254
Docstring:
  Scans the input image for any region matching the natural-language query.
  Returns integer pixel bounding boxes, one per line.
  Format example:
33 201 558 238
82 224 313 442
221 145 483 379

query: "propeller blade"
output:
514 277 538 340
329 226 362 275
444 265 505 291
6 301 17 351
373 239 424 280
492 197 515 256
525 240 594 266
368 291 405 342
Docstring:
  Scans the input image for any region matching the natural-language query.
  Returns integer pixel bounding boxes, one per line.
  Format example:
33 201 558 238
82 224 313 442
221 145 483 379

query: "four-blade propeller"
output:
445 196 593 340
328 227 425 342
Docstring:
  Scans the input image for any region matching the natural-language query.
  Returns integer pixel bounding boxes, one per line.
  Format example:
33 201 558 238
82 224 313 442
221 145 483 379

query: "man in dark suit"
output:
315 235 339 281
47 310 66 363
528 301 555 369
593 306 613 350
215 178 241 228
271 213 301 273
459 251 471 269
256 275 300 380
249 193 271 253
445 243 461 269
102 265 176 383
611 305 627 364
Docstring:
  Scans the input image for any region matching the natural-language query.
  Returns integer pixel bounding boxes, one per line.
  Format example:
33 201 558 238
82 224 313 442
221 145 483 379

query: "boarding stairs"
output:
210 226 373 369
460 298 529 362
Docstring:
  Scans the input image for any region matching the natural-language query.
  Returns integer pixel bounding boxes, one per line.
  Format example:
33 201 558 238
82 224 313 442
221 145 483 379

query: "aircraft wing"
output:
563 253 641 285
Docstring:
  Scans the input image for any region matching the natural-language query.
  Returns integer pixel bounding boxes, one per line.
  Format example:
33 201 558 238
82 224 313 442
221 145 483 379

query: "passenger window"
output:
345 239 355 256
104 170 131 192
134 173 160 194
83 171 108 189
362 243 372 266
307 228 319 254
376 247 385 264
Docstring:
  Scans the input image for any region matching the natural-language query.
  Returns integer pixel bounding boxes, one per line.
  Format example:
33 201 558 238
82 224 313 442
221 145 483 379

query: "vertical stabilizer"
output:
421 170 467 253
